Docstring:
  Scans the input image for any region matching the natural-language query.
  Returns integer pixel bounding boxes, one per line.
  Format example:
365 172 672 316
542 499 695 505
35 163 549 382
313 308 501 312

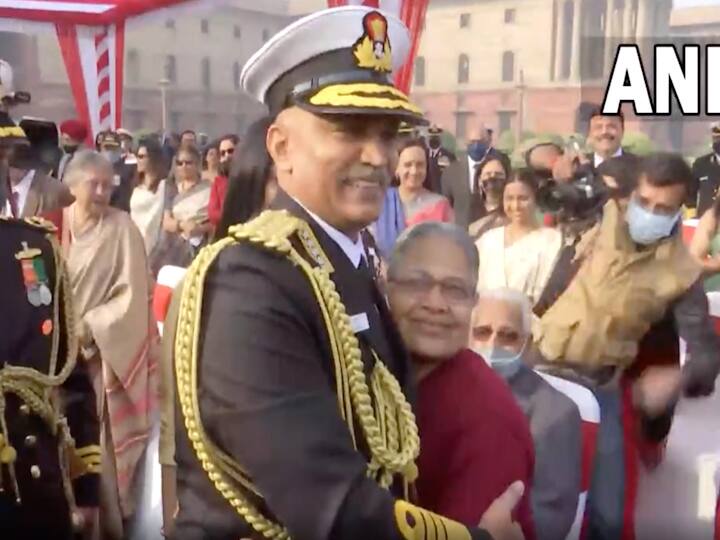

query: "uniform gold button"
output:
24 435 37 447
30 465 41 479
19 404 30 415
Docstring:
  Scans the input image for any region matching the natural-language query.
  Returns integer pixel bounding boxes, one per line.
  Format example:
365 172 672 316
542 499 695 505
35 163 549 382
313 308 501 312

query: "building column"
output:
570 0 583 81
636 0 649 38
623 0 635 41
554 0 567 80
603 0 615 77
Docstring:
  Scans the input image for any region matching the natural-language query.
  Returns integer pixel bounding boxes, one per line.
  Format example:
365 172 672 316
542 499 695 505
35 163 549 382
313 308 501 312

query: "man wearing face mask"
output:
426 125 455 194
208 134 238 228
442 122 499 229
533 153 720 540
690 122 720 218
471 288 581 540
97 130 135 212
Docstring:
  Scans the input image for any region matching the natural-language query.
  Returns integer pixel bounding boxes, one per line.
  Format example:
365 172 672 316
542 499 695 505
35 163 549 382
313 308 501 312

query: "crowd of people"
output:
2 5 720 540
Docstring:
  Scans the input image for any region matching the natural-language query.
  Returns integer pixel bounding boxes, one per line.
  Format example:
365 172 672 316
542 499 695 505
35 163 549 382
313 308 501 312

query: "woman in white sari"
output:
130 140 167 255
60 151 158 540
149 146 211 276
475 168 562 306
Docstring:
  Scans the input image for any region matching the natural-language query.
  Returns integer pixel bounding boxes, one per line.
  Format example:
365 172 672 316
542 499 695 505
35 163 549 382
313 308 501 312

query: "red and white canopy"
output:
0 0 208 143
0 1 428 142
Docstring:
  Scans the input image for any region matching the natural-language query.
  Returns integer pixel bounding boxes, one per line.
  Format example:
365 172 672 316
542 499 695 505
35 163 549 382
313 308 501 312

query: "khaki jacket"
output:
536 199 701 368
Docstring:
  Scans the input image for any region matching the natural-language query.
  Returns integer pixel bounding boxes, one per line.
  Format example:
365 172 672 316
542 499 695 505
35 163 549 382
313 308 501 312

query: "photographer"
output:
529 152 720 540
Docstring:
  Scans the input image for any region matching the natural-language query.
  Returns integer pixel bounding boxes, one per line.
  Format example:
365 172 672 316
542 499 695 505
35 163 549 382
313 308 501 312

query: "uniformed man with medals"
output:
172 7 524 540
0 111 100 539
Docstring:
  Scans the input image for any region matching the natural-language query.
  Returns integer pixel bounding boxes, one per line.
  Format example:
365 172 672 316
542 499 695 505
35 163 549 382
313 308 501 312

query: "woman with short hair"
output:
60 150 157 540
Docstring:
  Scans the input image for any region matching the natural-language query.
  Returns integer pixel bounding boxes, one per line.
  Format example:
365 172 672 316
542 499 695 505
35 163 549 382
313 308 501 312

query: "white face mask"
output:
472 339 527 378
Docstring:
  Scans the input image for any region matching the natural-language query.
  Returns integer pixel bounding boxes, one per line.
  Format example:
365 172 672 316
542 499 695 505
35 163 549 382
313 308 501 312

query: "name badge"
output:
113 174 121 186
350 312 370 334
700 175 709 183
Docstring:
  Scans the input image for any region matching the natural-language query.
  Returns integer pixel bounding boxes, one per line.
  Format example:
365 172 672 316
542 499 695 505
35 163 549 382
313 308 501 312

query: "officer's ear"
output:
266 116 292 177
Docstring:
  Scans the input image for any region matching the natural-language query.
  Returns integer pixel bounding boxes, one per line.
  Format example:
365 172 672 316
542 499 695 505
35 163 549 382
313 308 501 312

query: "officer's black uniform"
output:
172 7 493 540
691 152 720 217
0 216 100 540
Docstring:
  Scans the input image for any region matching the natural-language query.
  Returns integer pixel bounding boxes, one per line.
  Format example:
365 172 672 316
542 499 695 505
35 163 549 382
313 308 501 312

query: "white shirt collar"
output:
467 155 480 192
3 169 34 217
594 147 623 168
294 198 366 269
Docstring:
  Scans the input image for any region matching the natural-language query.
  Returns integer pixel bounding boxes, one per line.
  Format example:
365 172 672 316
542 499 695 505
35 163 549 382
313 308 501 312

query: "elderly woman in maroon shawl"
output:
386 221 536 540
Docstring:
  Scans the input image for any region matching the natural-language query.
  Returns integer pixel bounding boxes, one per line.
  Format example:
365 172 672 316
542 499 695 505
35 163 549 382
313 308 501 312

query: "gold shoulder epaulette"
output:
228 210 333 272
24 216 58 234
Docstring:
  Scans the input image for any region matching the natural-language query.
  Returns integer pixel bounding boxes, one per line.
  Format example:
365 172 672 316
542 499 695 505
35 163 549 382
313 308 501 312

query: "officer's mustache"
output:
342 163 391 186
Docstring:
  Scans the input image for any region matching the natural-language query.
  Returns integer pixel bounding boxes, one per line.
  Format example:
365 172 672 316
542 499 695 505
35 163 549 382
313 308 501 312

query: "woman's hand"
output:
163 212 179 234
179 219 200 237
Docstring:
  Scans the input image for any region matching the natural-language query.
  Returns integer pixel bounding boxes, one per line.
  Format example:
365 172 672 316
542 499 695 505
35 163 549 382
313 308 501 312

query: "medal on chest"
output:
15 241 52 307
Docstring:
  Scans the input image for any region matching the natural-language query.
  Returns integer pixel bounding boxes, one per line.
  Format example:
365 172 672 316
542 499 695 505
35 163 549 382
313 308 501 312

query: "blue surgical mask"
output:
467 140 490 161
626 198 680 246
101 149 121 164
473 343 526 378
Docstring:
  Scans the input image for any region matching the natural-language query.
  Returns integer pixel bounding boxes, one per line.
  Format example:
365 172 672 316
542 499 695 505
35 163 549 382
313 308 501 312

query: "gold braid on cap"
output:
174 210 420 539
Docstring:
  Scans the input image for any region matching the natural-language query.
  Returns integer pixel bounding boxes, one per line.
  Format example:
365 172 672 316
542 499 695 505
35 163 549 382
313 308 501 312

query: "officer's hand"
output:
633 366 682 417
479 481 525 540
72 507 98 532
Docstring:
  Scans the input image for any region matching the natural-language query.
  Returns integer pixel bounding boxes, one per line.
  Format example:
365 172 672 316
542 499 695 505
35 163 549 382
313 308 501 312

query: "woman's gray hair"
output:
63 150 113 188
388 221 479 286
476 287 532 336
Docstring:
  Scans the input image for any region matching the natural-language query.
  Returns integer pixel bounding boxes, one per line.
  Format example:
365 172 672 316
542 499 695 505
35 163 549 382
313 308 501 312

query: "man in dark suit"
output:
441 122 497 229
97 130 135 212
426 124 456 194
171 7 524 540
0 153 99 537
691 122 720 217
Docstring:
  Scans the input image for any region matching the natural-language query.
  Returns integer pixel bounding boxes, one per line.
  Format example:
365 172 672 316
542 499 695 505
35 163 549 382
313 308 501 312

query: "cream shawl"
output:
62 205 159 515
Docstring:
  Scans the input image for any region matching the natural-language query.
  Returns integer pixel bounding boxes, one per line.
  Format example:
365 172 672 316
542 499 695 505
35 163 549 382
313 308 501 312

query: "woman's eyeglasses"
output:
387 274 475 304
176 159 195 167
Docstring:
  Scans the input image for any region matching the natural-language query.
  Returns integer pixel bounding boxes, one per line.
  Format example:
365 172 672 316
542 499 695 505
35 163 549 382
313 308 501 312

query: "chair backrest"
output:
536 371 600 540
708 291 720 335
152 265 187 337
682 219 698 245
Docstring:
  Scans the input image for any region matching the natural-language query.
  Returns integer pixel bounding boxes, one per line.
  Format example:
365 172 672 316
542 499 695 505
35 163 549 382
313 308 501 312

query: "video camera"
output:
535 169 608 221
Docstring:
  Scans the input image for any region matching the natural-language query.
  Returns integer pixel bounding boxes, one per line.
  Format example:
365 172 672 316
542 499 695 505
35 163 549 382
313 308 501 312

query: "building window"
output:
126 48 140 84
164 55 177 83
262 29 271 42
455 111 471 139
234 25 241 39
560 0 574 79
165 19 175 29
498 111 515 134
459 13 471 28
414 56 426 87
201 57 211 90
502 51 515 82
201 19 209 34
504 8 516 23
458 54 469 84
233 61 241 90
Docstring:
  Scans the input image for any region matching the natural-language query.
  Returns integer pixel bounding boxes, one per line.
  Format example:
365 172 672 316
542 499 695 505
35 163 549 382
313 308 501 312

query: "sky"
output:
674 0 720 6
